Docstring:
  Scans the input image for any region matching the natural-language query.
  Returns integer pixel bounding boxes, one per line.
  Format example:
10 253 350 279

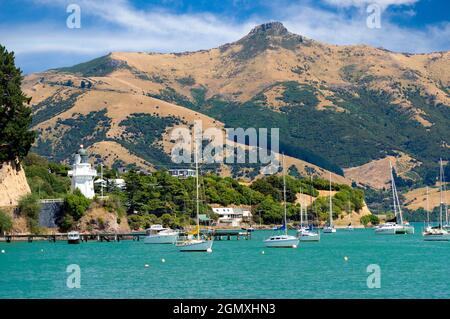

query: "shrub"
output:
102 194 126 217
18 193 41 232
59 214 75 232
63 189 91 221
0 209 13 234
360 214 380 227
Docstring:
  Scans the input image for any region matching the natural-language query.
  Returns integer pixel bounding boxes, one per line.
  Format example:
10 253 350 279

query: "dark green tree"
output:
0 45 36 164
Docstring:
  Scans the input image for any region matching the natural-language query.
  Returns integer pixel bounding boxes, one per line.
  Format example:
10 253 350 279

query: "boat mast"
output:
310 175 315 227
282 154 288 236
300 188 304 228
439 158 444 229
390 162 404 225
390 162 397 222
440 158 448 226
195 142 200 239
304 190 308 227
329 172 333 227
426 186 430 227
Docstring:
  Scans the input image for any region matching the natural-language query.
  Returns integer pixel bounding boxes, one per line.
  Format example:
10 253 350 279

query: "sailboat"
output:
375 162 414 235
176 147 214 252
297 189 320 242
323 172 336 233
438 158 450 232
264 154 299 248
423 159 450 241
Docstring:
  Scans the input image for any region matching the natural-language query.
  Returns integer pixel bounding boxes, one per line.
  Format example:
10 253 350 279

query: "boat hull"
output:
264 236 299 248
375 225 414 235
323 227 336 233
68 239 80 244
297 230 320 242
298 234 320 242
423 234 450 241
177 239 213 252
423 229 450 241
144 233 178 244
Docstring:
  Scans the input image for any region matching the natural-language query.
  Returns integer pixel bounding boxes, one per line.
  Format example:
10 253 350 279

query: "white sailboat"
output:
375 162 414 235
176 147 214 252
438 158 450 232
264 154 299 248
423 186 433 233
423 159 450 241
323 172 336 233
297 189 320 242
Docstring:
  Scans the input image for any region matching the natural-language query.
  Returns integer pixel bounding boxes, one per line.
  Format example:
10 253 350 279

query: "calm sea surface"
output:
1 223 449 299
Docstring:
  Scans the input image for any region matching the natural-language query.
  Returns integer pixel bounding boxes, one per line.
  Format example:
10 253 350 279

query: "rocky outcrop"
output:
0 161 31 207
76 203 130 233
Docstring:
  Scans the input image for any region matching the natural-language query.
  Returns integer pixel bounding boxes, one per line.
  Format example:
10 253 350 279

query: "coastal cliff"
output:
0 161 31 207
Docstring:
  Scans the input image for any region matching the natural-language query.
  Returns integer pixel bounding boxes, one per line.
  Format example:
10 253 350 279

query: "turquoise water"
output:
1 224 450 299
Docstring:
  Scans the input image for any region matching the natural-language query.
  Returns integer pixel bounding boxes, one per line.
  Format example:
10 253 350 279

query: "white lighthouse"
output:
68 145 97 199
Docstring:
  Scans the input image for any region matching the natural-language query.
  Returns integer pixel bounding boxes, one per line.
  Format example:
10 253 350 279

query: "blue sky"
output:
0 0 448 74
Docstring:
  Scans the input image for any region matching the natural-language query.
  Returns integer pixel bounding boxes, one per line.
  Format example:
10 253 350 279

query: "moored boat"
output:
375 162 414 235
296 190 320 242
264 154 299 248
144 224 179 244
423 159 450 242
176 145 214 252
323 172 336 234
68 231 80 244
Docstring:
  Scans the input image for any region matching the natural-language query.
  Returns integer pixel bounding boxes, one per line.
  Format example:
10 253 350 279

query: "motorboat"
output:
68 231 80 244
144 224 179 244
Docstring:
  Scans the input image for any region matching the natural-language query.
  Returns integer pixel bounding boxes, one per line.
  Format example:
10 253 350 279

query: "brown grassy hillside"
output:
22 22 449 183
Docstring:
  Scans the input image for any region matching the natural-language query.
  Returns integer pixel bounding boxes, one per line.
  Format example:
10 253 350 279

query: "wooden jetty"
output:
0 229 251 243
205 229 251 241
0 232 146 243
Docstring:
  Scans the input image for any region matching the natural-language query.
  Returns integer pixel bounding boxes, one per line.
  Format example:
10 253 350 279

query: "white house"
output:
68 145 97 199
110 178 126 190
212 207 252 227
169 168 196 178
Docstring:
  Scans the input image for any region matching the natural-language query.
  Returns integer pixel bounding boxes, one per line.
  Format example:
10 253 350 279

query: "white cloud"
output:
322 0 419 9
281 3 450 53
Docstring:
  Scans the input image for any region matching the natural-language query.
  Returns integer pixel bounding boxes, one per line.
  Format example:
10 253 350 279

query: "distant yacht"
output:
144 225 179 244
423 160 450 241
375 162 414 235
323 172 336 233
437 158 450 232
176 146 213 252
264 154 299 248
297 189 320 242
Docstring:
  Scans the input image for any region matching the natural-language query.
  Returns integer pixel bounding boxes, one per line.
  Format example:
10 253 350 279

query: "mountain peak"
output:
248 22 289 36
